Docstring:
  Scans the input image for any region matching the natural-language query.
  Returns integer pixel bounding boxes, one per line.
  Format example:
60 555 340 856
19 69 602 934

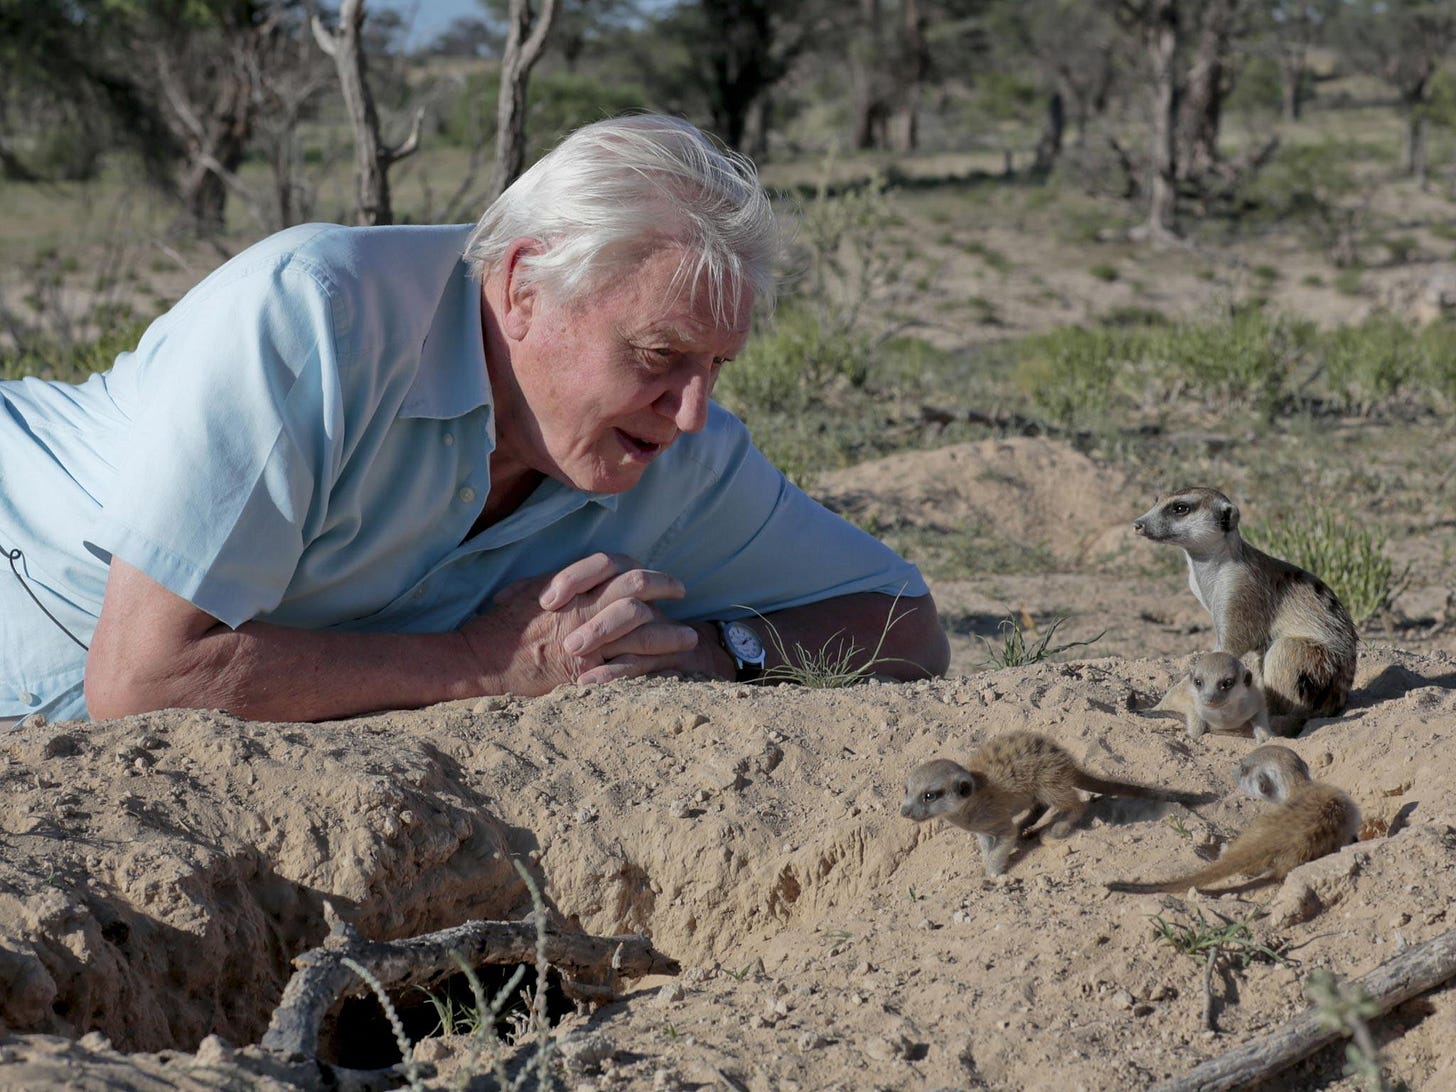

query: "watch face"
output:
723 620 766 664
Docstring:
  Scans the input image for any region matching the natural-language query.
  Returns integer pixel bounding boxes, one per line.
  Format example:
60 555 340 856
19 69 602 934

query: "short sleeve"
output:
87 256 345 628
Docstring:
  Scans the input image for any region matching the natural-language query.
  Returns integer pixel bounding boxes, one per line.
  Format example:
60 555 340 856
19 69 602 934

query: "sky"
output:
368 0 484 51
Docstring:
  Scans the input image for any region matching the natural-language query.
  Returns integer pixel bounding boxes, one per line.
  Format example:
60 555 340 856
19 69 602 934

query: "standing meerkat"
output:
1107 746 1359 894
1134 487 1358 724
1155 651 1272 742
900 731 1213 877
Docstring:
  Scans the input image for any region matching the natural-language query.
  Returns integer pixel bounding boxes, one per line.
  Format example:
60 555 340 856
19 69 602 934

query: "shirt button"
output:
442 433 455 447
458 486 476 504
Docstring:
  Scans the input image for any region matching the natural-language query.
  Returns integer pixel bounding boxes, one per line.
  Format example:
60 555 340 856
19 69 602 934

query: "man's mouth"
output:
615 428 670 462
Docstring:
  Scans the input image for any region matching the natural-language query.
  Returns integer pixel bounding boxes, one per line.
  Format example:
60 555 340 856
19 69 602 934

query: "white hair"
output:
464 114 779 325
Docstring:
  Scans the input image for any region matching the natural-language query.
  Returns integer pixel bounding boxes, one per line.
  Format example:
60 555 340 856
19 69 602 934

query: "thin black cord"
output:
3 545 89 651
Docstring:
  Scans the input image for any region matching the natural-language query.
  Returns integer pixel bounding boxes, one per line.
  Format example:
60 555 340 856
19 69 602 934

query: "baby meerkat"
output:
1155 651 1272 742
1236 743 1312 805
901 730 1213 877
1134 487 1358 725
1107 746 1359 895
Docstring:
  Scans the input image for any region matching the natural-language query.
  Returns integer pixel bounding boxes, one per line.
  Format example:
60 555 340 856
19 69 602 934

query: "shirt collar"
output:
401 262 493 428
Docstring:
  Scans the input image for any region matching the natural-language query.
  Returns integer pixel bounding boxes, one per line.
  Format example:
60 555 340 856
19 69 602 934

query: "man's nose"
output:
662 368 712 433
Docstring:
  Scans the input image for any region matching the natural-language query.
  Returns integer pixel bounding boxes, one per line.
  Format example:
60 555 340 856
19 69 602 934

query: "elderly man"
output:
0 115 947 727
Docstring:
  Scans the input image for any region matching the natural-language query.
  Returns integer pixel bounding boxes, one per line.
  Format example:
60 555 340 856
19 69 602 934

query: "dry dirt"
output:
1 437 1454 1091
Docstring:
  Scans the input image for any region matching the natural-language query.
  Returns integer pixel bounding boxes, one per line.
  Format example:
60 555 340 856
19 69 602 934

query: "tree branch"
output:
1155 927 1456 1092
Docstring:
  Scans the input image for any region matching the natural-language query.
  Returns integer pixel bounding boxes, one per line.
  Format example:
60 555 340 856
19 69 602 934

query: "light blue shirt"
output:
0 223 926 723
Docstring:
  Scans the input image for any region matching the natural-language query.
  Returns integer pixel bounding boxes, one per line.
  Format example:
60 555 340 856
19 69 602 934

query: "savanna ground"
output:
2 68 1456 1091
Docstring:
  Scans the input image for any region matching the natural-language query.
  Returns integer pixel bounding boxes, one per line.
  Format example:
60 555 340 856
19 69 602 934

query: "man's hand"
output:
468 552 727 691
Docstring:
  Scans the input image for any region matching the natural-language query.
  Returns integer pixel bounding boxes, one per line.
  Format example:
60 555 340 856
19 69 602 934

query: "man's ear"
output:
500 238 544 340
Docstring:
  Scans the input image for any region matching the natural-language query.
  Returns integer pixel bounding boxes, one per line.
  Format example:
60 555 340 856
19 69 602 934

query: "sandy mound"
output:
1 645 1453 1090
813 437 1139 568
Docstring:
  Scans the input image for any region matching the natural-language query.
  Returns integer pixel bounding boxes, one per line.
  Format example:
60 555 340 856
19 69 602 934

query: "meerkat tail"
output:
1106 832 1277 894
1072 772 1216 806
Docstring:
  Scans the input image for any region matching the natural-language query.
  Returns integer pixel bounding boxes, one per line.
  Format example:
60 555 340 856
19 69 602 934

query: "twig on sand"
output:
1155 926 1456 1092
261 900 681 1061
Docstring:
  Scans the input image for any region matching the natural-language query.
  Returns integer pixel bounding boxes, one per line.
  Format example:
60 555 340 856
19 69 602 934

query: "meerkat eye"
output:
1170 503 1189 515
1191 675 1202 688
922 790 939 803
1220 678 1234 690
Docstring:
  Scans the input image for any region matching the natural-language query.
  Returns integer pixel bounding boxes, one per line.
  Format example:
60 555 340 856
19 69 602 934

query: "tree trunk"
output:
1408 105 1429 189
1278 54 1304 122
892 0 927 153
313 0 423 226
491 0 560 199
1176 0 1238 184
851 0 887 150
1033 90 1065 174
1145 0 1179 237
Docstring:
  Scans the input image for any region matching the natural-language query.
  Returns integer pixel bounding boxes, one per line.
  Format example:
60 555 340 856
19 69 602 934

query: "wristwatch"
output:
716 619 767 683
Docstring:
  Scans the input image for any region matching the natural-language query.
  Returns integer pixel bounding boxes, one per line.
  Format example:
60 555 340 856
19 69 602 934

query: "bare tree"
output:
1117 0 1181 238
893 0 929 152
490 0 560 200
313 0 423 226
1176 0 1242 184
1335 0 1456 189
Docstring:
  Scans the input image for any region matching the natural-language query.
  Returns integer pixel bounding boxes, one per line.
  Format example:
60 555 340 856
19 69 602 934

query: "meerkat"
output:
900 731 1213 877
1133 487 1358 725
1236 743 1312 805
1107 746 1359 894
1155 651 1272 742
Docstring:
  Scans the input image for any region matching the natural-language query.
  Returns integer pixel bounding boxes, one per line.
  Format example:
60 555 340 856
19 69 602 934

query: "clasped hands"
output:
460 552 728 694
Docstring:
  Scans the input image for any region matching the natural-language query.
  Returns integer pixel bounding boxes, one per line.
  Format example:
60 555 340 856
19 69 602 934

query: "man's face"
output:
495 246 753 495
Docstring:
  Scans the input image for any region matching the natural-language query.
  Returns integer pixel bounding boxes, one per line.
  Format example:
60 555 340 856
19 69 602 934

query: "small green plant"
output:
751 589 919 689
1319 316 1421 414
1252 264 1282 283
1152 908 1294 1034
723 963 754 983
1250 510 1410 626
908 887 927 902
413 980 487 1039
1305 968 1390 1092
978 615 1105 668
1168 815 1193 841
1089 262 1121 282
1334 267 1366 296
1151 908 1292 968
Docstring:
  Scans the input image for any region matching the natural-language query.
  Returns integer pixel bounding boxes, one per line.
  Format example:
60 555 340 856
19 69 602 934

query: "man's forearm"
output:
749 592 949 681
86 619 490 723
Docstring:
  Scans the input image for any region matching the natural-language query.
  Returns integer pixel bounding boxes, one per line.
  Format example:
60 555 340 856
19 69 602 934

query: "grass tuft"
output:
979 615 1104 668
1250 510 1410 626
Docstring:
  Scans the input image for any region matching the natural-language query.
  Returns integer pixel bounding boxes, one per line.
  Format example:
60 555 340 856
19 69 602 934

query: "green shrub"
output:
1143 308 1312 417
1014 325 1122 428
441 71 649 158
1 311 151 383
1249 510 1409 625
1319 315 1421 413
716 305 872 416
1089 262 1120 282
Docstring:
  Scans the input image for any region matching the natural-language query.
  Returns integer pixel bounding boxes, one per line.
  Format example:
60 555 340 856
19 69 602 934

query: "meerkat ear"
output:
1258 772 1275 799
1218 500 1239 533
1243 669 1253 687
957 775 977 798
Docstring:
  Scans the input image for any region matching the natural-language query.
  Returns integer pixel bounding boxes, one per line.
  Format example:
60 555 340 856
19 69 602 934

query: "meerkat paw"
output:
1185 714 1209 740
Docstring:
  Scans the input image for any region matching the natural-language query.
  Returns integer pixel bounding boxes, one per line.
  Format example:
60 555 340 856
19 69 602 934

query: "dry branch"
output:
1156 926 1456 1092
261 904 681 1060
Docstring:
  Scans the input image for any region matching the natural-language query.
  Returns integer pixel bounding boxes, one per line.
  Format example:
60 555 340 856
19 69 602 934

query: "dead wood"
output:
261 902 681 1060
1155 925 1456 1092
